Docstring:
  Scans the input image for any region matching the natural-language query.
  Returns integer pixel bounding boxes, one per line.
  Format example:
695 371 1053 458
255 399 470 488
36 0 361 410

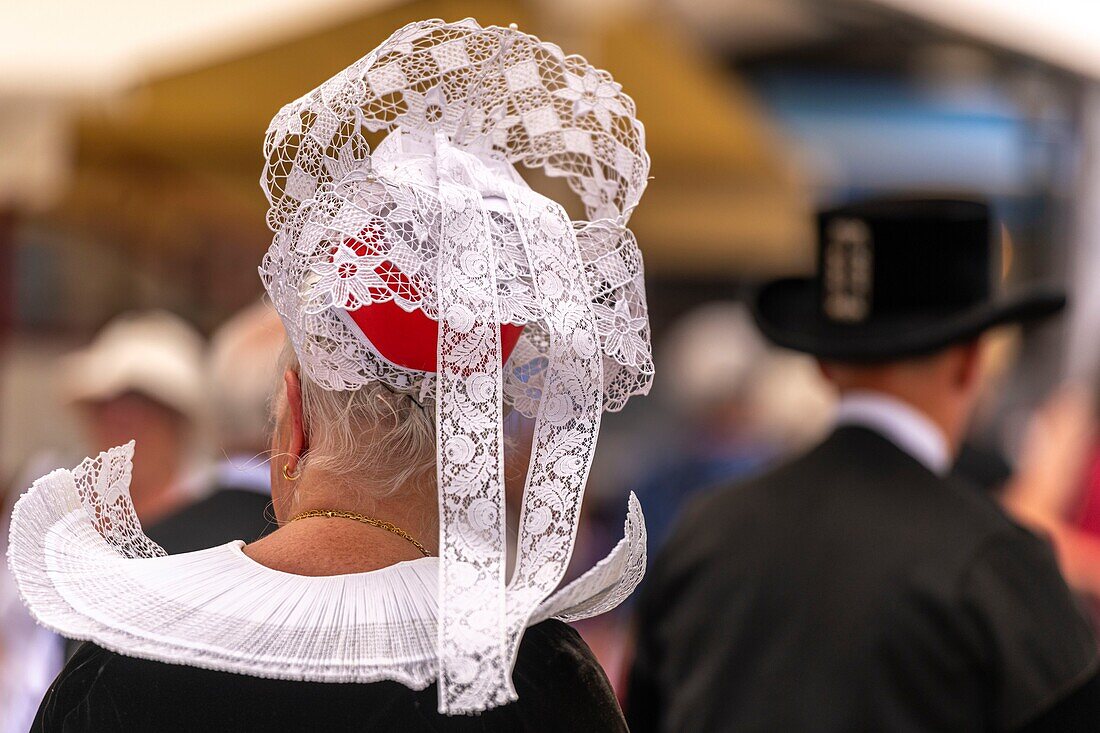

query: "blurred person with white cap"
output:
148 301 281 553
61 310 206 540
0 310 205 729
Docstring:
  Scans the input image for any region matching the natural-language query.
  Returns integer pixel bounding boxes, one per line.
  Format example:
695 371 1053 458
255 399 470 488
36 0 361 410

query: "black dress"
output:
628 426 1100 732
34 620 625 732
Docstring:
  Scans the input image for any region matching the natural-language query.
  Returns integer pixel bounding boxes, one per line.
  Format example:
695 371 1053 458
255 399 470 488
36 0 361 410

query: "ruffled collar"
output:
7 442 645 692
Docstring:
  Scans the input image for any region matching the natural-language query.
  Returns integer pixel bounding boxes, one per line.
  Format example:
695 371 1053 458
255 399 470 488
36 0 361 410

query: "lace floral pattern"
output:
71 442 165 560
260 18 653 409
256 19 654 714
500 187 603 675
434 148 511 711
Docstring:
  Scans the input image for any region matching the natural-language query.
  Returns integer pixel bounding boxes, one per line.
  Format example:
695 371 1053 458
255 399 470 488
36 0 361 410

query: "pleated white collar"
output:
7 443 645 691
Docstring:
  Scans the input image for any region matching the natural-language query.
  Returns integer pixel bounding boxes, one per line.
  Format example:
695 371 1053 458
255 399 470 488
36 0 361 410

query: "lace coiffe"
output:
258 19 653 713
256 18 653 714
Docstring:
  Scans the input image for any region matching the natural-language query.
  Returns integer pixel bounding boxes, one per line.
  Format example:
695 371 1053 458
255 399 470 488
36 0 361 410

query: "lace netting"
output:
259 18 652 411
71 441 165 560
433 154 512 708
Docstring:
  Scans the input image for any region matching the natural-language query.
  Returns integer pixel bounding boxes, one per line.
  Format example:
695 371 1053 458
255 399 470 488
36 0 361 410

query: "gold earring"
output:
282 463 300 481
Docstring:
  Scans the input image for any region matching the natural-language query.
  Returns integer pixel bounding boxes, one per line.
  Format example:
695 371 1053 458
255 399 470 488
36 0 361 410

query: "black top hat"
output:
752 198 1065 361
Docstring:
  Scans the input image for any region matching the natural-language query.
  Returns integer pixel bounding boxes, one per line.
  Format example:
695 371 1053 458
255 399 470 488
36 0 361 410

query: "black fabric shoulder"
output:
33 642 119 732
1020 667 1100 732
145 488 272 554
958 529 1100 730
33 621 626 733
509 620 628 730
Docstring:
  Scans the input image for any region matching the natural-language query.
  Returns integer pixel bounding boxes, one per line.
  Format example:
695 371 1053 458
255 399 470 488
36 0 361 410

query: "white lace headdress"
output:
260 18 651 713
6 18 651 717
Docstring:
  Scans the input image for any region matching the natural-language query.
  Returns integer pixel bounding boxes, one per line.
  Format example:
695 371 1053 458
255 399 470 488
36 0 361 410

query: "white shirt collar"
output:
833 390 952 476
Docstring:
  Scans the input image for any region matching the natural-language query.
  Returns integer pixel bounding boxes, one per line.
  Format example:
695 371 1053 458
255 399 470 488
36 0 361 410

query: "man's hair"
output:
819 337 982 373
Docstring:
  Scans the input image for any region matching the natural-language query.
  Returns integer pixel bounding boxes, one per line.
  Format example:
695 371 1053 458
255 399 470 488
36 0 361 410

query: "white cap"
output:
60 310 205 420
661 301 835 446
661 301 769 414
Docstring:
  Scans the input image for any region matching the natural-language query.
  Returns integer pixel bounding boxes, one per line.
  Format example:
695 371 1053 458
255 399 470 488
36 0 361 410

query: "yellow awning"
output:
54 0 812 277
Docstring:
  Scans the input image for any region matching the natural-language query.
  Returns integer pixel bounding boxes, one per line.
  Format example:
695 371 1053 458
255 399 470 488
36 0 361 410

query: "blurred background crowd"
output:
5 0 1100 726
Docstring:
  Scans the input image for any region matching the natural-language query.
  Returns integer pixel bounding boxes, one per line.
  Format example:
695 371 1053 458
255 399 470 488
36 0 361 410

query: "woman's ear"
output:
283 369 308 474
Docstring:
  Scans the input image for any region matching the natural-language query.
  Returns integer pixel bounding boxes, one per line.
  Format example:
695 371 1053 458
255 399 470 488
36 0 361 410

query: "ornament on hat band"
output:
823 217 873 323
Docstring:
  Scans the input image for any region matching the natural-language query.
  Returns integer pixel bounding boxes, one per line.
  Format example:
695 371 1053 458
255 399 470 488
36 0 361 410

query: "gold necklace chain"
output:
288 509 431 557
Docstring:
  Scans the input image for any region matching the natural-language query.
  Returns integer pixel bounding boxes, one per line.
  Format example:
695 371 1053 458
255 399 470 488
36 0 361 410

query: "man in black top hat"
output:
627 199 1100 732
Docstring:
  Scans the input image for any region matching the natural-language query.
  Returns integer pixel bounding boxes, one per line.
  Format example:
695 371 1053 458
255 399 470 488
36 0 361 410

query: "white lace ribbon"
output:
434 137 511 713
501 186 603 672
431 138 606 713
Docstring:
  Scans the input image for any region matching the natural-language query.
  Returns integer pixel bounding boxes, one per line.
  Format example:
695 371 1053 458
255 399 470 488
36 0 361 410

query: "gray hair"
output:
277 344 437 497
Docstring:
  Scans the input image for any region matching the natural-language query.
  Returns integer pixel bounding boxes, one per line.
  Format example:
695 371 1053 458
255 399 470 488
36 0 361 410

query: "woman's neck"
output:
245 473 438 576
